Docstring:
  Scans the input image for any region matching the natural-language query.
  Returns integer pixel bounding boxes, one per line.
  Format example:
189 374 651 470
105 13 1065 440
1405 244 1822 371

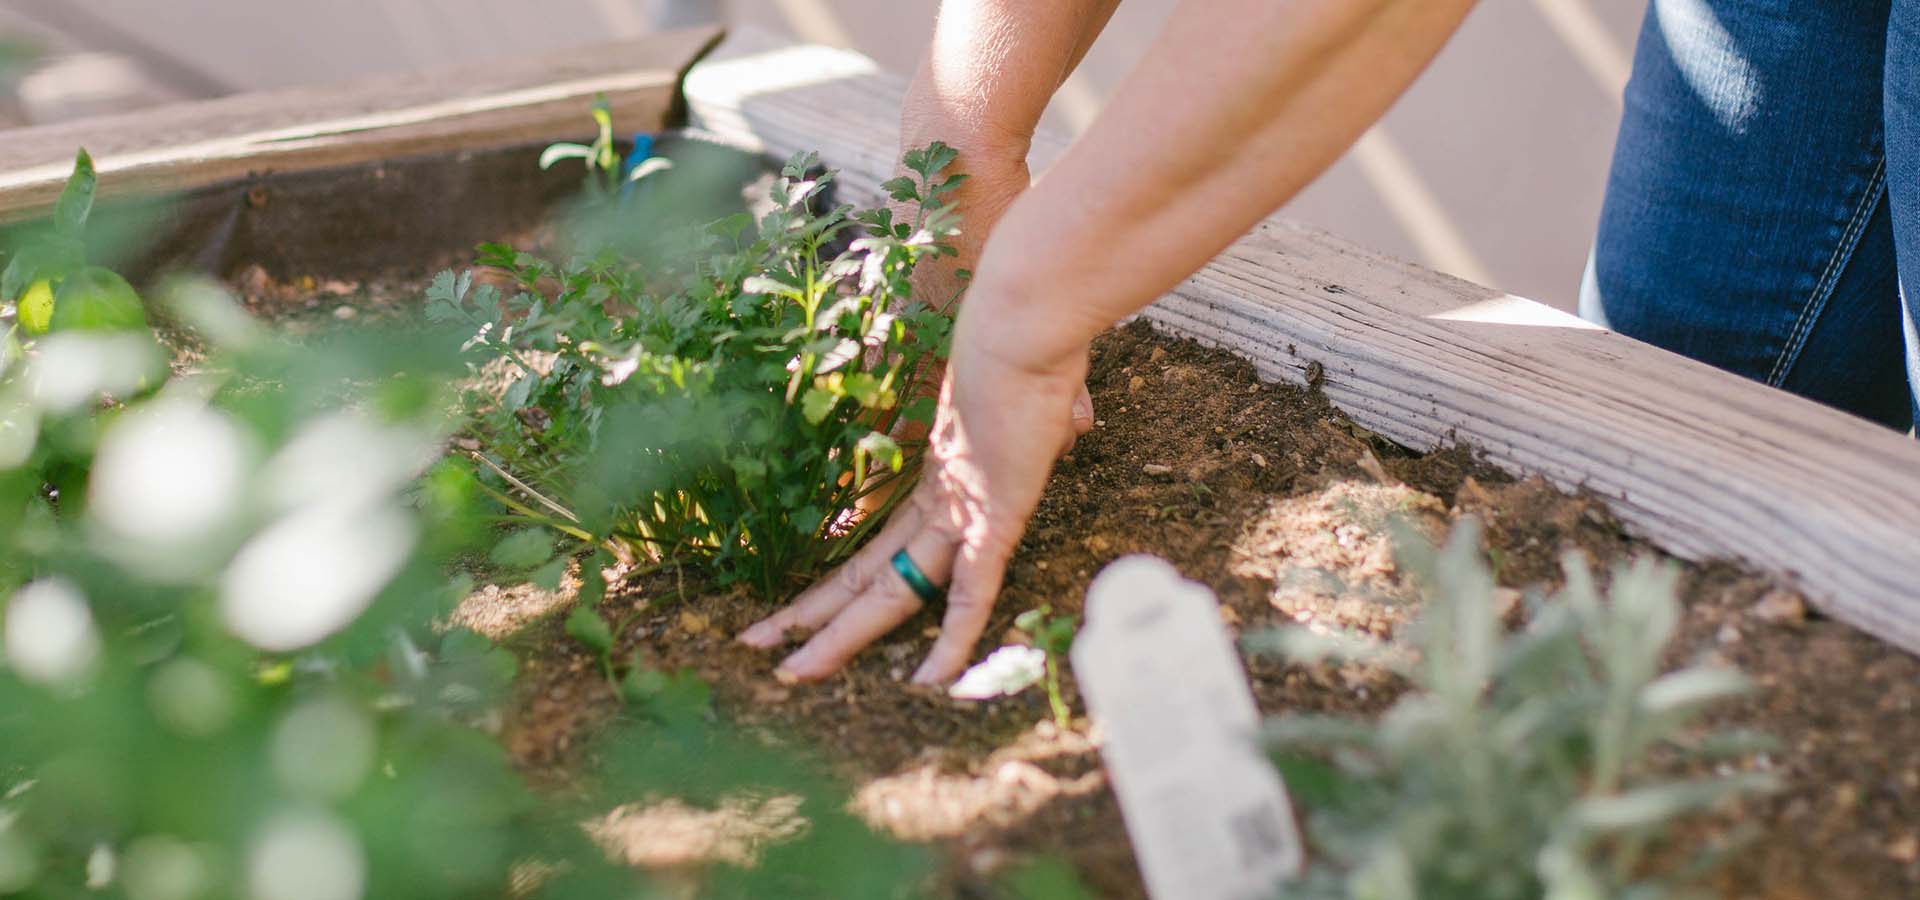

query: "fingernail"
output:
777 650 812 680
737 624 773 647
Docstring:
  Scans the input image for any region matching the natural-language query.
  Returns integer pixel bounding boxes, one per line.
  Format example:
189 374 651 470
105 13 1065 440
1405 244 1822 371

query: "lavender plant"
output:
1254 521 1777 900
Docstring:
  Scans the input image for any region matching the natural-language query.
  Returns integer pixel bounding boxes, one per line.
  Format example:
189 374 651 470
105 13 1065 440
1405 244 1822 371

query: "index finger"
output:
736 498 925 648
910 538 1013 685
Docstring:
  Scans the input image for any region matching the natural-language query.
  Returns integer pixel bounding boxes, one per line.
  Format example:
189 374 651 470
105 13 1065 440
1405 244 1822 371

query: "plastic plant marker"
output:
1072 555 1302 900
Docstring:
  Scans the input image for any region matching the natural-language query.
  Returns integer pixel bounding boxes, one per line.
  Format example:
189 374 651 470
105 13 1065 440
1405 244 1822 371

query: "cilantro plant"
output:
433 130 963 598
1253 521 1777 900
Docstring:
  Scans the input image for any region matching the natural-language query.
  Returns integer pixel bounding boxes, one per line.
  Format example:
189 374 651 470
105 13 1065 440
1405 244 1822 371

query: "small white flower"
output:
257 411 434 516
220 503 415 652
3 578 101 686
121 836 215 900
24 333 162 415
271 696 376 800
0 390 38 471
948 644 1048 701
90 399 253 554
246 810 365 900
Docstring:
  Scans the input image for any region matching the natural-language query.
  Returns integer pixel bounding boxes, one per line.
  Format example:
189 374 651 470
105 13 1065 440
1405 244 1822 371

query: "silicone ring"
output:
891 548 945 604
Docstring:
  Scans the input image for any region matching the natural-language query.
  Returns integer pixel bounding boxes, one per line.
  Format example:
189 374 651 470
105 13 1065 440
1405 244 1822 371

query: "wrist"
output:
953 266 1101 379
900 63 1034 173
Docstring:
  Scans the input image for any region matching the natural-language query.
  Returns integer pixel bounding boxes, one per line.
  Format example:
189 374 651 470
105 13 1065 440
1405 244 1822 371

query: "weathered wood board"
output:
0 26 723 223
684 31 1920 655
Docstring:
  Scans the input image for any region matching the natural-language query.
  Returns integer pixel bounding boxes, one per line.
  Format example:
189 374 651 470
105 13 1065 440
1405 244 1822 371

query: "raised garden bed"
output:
200 255 1920 899
3 26 1918 900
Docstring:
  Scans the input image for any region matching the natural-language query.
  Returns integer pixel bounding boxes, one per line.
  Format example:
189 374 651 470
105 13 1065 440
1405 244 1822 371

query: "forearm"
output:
902 0 1121 162
899 0 1121 298
964 0 1477 364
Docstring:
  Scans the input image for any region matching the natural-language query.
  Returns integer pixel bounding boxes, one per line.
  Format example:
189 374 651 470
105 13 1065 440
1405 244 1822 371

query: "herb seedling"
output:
538 95 671 202
436 103 965 599
949 605 1079 728
1015 605 1078 729
1252 520 1777 899
562 582 710 724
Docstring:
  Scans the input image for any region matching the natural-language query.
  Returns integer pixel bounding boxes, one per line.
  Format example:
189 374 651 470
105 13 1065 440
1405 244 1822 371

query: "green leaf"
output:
1269 754 1359 810
539 142 595 170
488 527 552 569
741 274 802 300
53 148 95 236
1000 856 1097 900
1639 666 1750 717
924 141 959 175
840 372 885 407
530 557 568 592
576 550 611 607
565 604 614 656
502 373 536 411
800 387 838 425
625 156 673 183
880 176 918 203
1572 774 1780 833
49 266 145 333
900 396 937 426
1014 607 1049 634
15 277 53 334
730 455 768 484
1037 618 1076 655
3 234 85 304
851 431 901 488
620 662 711 724
780 150 819 180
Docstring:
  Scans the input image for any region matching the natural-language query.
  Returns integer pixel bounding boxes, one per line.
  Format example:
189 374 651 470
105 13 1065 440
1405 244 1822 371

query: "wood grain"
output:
0 26 723 223
684 30 1920 654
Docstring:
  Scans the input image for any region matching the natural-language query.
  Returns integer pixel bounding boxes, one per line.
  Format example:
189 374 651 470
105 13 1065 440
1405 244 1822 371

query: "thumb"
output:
1070 384 1095 435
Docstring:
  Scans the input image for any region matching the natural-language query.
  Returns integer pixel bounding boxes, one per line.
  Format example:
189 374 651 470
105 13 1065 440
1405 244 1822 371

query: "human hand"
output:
873 133 1093 453
737 313 1089 684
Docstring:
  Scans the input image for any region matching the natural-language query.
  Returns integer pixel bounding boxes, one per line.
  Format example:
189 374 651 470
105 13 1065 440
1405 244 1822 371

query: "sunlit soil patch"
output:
1231 478 1449 639
852 722 1106 843
453 570 581 642
586 794 808 868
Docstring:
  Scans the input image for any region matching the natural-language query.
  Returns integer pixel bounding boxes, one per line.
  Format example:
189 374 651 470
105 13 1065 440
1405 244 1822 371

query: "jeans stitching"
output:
1767 159 1887 386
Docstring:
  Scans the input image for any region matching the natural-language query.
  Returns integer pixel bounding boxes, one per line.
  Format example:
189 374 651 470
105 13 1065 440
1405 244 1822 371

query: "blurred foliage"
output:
435 111 962 598
1251 521 1777 900
0 148 933 898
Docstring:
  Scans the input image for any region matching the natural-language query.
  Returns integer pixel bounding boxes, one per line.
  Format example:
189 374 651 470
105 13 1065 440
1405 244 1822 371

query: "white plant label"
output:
1071 555 1303 900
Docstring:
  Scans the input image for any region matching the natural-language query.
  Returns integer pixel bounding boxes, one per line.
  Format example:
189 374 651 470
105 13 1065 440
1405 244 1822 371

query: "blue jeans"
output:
1582 0 1920 431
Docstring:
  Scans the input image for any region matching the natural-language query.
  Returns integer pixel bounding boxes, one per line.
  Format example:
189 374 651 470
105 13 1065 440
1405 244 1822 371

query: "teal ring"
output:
891 549 945 604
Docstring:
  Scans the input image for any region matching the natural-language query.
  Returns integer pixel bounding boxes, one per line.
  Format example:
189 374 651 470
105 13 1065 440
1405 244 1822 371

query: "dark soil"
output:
230 263 1919 899
447 319 1920 900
